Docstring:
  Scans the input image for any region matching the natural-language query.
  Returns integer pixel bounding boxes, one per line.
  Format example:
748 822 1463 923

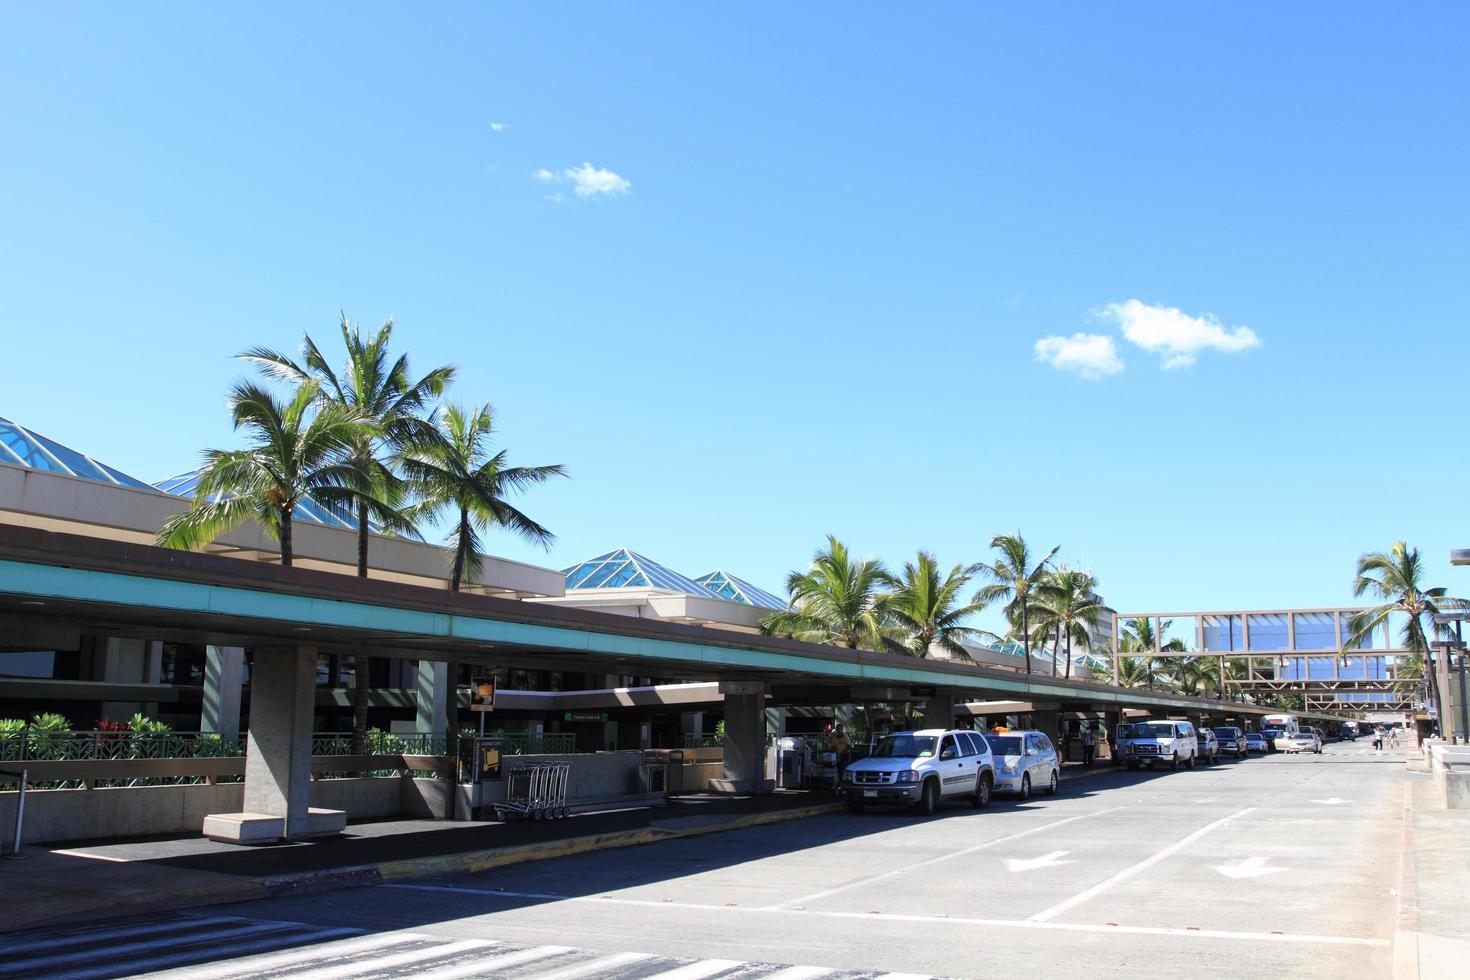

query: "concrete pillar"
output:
415 659 449 738
202 646 245 737
765 706 788 738
99 637 149 722
1032 708 1062 758
717 681 772 793
920 693 956 730
680 711 705 740
243 645 317 838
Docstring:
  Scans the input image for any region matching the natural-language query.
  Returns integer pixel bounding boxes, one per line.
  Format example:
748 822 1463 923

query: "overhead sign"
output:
911 685 938 698
471 671 495 712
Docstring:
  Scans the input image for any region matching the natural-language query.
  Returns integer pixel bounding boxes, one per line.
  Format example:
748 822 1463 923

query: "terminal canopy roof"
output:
693 570 784 609
564 548 725 598
0 415 154 490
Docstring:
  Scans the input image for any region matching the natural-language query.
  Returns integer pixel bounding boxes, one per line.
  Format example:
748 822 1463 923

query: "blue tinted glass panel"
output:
1248 614 1288 651
1293 613 1337 650
1201 615 1244 651
1341 612 1379 649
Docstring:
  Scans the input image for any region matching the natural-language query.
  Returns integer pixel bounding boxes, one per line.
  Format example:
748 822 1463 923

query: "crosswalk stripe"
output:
55 927 361 980
140 930 412 979
518 951 658 980
7 920 298 973
270 938 498 980
397 944 580 980
873 973 934 980
2 915 248 955
641 959 746 980
760 968 832 980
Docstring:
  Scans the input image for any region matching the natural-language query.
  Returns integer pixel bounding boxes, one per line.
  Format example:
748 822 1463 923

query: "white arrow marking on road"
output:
1310 797 1349 805
1211 856 1290 879
1006 850 1072 873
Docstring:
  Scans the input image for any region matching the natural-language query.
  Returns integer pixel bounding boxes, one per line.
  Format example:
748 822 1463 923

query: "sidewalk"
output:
1398 772 1470 979
0 791 840 935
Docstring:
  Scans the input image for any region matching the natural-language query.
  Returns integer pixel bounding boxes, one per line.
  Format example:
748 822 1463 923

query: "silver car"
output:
984 730 1060 799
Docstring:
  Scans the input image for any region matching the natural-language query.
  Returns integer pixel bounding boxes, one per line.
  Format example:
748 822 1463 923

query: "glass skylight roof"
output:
693 570 785 609
155 469 361 530
563 548 726 598
0 415 154 490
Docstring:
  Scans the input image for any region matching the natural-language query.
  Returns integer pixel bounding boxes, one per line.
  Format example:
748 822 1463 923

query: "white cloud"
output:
1100 299 1260 370
531 162 631 198
1034 333 1124 380
490 121 508 132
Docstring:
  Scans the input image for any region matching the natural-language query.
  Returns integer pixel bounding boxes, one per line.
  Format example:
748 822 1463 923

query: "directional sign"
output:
1005 851 1072 873
1310 797 1348 806
1210 856 1289 879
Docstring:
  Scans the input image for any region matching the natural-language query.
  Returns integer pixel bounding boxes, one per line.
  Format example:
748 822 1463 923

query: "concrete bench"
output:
202 807 346 843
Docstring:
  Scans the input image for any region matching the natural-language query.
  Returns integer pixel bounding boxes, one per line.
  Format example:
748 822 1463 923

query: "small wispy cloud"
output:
1099 299 1261 370
489 122 508 132
532 162 631 199
1034 333 1124 380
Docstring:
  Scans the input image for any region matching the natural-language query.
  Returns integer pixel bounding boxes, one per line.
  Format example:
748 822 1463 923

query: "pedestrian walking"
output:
1082 724 1096 767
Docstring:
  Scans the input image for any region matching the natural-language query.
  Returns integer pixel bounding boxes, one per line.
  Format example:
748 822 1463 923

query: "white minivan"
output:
1121 720 1199 771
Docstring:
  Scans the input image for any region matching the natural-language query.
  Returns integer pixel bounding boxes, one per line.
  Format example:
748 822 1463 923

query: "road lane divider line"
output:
137 930 411 980
767 806 1126 910
1027 806 1255 923
377 883 1389 948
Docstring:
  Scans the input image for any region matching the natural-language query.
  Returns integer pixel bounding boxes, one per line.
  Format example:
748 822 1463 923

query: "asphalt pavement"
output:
12 740 1436 979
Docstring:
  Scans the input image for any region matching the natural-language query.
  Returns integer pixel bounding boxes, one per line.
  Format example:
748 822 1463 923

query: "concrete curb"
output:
1393 781 1420 980
5 801 845 934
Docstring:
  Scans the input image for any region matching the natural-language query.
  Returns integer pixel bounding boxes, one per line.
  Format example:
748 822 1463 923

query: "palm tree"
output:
156 381 368 565
761 536 897 650
1347 541 1466 718
884 552 986 659
1093 650 1163 688
241 315 456 576
1160 655 1213 697
1030 570 1113 680
400 403 565 592
245 317 455 753
973 533 1057 675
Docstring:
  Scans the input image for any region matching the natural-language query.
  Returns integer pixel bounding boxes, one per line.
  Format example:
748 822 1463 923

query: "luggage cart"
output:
492 762 571 821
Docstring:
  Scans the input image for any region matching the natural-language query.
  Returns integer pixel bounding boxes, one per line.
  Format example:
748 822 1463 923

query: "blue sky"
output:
3 4 1467 632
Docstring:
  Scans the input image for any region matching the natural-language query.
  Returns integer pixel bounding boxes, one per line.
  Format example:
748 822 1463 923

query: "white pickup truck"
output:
1119 720 1199 771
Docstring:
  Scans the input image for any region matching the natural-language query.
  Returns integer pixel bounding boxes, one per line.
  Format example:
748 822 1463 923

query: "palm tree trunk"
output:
352 503 370 756
1053 623 1062 677
1065 630 1073 680
450 509 468 592
1021 601 1032 675
279 507 293 566
357 502 370 577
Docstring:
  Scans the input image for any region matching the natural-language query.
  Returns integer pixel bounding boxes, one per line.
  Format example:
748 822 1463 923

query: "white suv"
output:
839 729 995 815
1120 720 1199 771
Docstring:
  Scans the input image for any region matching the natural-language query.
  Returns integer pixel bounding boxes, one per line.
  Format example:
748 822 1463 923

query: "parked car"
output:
838 729 995 815
1195 728 1221 764
1213 726 1249 759
1120 720 1199 771
1261 728 1287 751
1277 730 1321 754
1244 731 1270 753
984 730 1060 799
1338 723 1359 741
1306 727 1326 751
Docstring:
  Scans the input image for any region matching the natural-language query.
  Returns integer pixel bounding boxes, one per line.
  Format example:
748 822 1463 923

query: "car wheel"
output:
1045 769 1059 795
1126 761 1139 771
1019 773 1032 800
1185 752 1196 770
916 778 938 816
973 774 993 809
1171 755 1180 771
846 799 866 814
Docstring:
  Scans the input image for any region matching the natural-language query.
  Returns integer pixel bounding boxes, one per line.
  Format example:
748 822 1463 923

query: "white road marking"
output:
769 806 1125 909
1028 807 1256 922
1311 797 1349 805
9 920 298 972
2 915 247 954
139 930 409 979
1211 856 1290 879
760 967 834 980
1005 850 1071 873
640 959 745 980
517 951 656 980
49 847 132 862
402 944 577 980
279 938 492 980
385 878 1386 948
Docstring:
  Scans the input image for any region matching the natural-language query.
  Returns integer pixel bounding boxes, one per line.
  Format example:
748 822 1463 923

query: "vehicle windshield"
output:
1130 723 1176 738
985 735 1023 755
872 734 938 759
1213 728 1238 737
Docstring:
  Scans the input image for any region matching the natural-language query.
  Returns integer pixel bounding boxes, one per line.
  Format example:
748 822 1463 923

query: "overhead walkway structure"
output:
1 526 1298 839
